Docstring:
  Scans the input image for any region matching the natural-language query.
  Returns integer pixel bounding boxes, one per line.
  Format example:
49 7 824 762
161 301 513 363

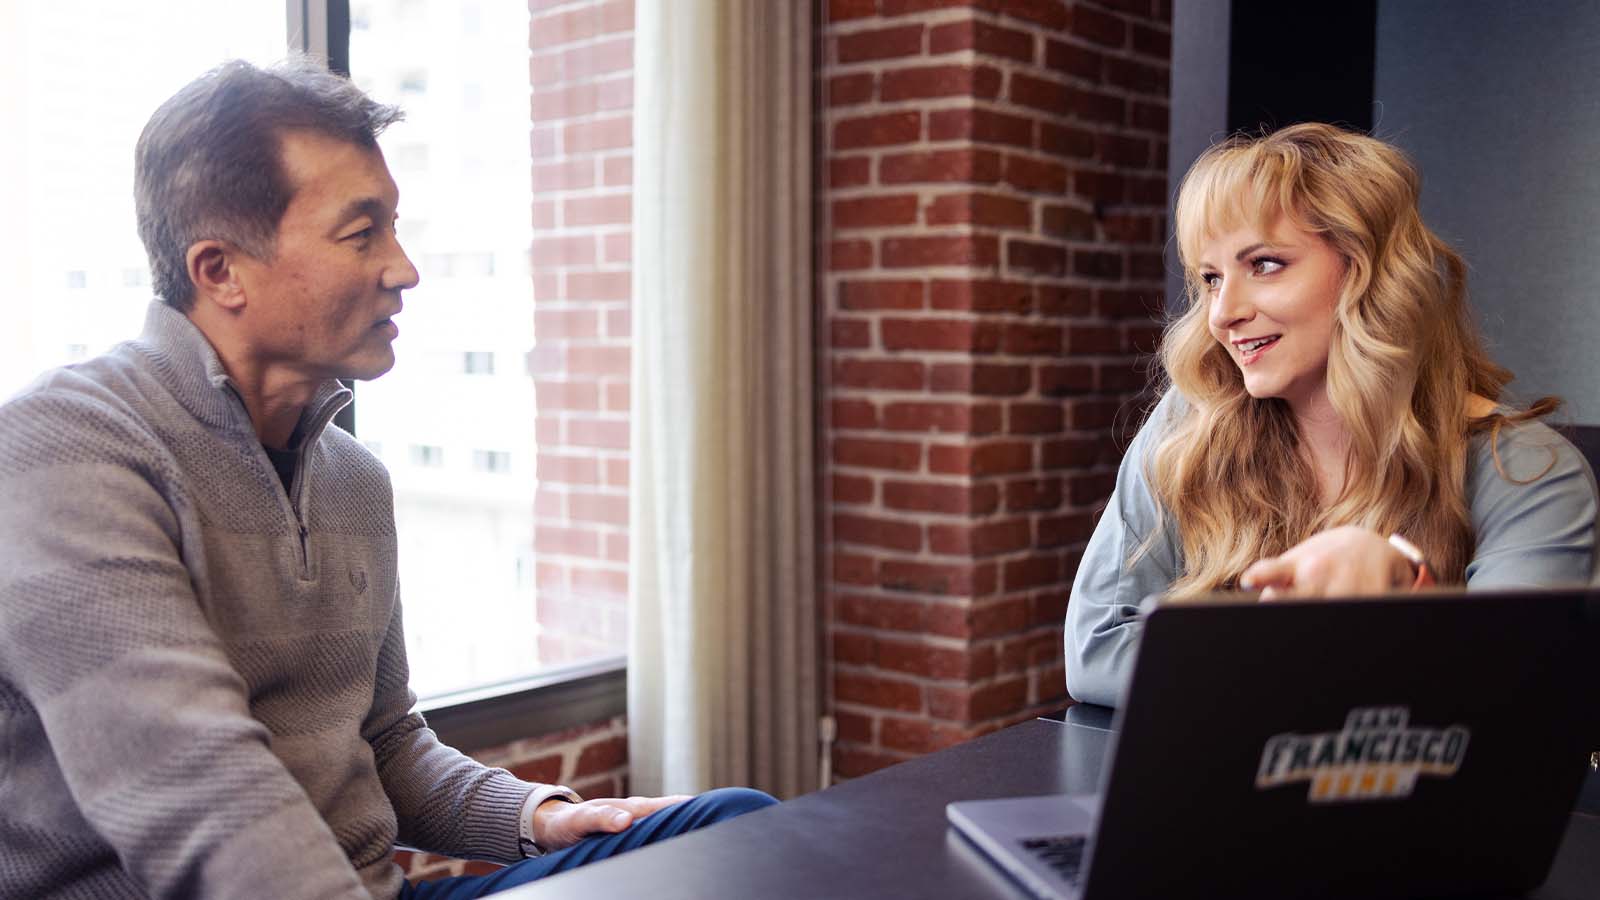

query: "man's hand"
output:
1239 525 1413 600
533 794 693 852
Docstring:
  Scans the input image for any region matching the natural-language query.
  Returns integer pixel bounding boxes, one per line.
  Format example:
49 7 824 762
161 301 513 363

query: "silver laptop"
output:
947 589 1600 899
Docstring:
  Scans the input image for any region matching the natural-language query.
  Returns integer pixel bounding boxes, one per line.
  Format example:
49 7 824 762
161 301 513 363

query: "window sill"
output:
418 655 626 754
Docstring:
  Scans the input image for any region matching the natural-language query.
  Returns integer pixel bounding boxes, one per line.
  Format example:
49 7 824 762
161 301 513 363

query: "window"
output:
408 444 445 468
472 449 512 474
352 0 633 706
398 69 428 93
0 2 287 402
4 0 630 732
463 351 494 375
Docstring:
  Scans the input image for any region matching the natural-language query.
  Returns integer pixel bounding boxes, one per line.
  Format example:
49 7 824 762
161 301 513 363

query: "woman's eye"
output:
347 227 374 241
1252 257 1285 275
1200 272 1221 289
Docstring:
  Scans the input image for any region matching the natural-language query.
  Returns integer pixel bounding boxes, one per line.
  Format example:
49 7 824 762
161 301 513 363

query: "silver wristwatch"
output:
518 784 582 857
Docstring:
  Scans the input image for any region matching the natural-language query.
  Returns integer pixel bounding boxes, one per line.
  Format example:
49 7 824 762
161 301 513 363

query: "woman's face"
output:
1197 217 1347 415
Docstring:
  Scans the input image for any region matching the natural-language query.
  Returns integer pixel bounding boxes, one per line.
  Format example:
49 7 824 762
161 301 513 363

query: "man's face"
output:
233 129 418 382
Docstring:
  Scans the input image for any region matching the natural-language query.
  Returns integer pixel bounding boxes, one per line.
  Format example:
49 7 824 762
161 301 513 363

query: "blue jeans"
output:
400 787 777 899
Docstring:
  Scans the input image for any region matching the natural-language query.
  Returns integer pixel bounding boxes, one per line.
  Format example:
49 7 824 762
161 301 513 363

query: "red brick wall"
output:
821 0 1171 777
528 0 635 665
395 717 628 882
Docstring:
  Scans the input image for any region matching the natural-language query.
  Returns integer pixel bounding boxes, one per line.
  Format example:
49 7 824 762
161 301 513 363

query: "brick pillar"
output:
821 0 1171 776
528 0 635 665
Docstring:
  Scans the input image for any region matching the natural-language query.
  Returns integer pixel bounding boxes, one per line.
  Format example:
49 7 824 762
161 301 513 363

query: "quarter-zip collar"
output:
131 301 353 442
282 386 349 581
132 302 352 582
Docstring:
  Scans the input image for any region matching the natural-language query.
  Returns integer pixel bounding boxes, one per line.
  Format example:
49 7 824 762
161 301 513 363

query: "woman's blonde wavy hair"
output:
1153 122 1552 599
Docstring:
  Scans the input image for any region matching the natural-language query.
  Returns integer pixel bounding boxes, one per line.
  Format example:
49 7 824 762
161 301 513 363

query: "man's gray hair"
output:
134 56 404 310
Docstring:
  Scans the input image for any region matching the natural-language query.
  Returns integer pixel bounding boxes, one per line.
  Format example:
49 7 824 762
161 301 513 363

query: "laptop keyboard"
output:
1022 834 1087 884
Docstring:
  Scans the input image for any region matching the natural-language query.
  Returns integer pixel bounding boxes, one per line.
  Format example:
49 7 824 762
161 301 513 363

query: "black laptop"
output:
948 588 1600 899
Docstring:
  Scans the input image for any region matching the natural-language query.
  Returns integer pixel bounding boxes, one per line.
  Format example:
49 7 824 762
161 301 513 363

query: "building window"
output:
422 253 455 278
472 449 511 473
65 270 87 289
409 444 445 467
463 351 494 374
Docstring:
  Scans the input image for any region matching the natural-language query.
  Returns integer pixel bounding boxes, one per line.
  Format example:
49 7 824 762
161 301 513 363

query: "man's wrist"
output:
518 785 581 857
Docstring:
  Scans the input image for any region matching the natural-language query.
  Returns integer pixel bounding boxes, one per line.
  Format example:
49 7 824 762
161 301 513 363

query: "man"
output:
0 58 773 899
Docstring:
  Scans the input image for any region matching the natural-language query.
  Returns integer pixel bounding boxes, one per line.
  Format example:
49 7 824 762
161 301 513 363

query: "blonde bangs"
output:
1173 140 1310 303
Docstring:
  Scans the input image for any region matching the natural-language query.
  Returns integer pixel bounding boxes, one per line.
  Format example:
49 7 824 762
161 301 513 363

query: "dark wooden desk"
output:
502 711 1600 899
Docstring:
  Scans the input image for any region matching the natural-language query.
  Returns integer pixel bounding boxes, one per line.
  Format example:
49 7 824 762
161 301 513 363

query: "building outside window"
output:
408 444 446 468
0 1 286 399
463 350 495 375
472 449 513 474
351 0 632 700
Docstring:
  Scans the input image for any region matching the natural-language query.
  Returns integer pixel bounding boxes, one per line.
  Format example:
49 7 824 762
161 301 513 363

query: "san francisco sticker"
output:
1255 706 1469 803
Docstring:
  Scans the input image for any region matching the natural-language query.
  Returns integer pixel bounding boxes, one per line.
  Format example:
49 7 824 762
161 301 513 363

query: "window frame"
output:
288 0 626 751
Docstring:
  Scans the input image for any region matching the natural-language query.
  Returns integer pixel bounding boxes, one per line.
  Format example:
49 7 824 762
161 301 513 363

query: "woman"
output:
1064 123 1598 707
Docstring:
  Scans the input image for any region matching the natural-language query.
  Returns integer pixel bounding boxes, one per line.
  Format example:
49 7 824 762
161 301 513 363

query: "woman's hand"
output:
1239 525 1414 600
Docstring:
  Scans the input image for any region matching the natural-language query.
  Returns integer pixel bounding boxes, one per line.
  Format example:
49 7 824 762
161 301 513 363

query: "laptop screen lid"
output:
1077 588 1598 900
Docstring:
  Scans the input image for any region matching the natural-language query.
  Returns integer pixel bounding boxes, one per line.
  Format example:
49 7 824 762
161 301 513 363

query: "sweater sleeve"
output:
363 596 536 863
1464 421 1598 587
1063 393 1183 708
0 396 369 900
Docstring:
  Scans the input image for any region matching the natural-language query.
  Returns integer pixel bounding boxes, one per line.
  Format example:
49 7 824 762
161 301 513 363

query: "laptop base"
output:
947 794 1098 899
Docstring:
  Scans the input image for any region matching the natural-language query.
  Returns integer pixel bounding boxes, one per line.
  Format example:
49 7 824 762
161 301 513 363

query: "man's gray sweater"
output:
0 303 539 899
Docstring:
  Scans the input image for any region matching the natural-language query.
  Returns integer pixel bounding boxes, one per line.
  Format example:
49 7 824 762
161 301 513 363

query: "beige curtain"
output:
628 0 817 798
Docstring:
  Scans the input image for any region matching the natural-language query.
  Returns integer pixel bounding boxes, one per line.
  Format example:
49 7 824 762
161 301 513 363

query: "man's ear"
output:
186 240 248 312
